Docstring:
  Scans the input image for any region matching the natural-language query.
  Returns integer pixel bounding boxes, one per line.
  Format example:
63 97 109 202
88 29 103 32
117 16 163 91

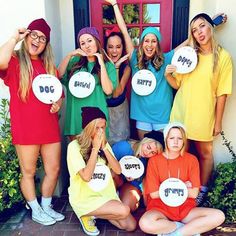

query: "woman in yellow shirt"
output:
165 13 232 206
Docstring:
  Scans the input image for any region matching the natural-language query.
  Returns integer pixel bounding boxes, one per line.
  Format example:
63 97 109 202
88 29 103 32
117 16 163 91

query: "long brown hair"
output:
15 39 56 102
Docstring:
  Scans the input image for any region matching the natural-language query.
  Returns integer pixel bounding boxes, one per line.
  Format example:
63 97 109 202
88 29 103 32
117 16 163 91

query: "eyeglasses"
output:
29 31 47 44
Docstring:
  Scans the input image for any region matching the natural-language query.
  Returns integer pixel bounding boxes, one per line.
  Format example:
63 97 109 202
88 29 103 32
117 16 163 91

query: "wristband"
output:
112 3 118 7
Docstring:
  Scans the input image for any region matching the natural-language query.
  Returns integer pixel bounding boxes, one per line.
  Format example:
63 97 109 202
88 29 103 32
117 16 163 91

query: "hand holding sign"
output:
69 72 95 98
32 74 63 104
159 178 188 207
132 69 156 96
171 46 197 74
119 155 144 179
88 163 111 192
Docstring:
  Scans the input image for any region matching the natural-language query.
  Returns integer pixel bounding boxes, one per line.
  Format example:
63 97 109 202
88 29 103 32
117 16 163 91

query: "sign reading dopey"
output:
132 69 156 96
119 155 144 179
171 46 197 74
159 178 188 207
88 163 111 192
32 74 63 104
69 71 95 98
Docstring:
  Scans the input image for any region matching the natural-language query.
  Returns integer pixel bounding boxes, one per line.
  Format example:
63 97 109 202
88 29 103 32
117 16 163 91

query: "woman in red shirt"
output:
0 19 64 225
139 122 225 235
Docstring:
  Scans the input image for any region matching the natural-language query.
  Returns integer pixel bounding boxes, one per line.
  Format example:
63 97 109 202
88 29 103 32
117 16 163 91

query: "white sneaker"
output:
42 204 65 221
32 206 56 225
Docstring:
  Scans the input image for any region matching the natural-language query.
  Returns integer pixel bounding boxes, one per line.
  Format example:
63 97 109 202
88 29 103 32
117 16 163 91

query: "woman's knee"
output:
139 216 152 233
213 209 225 226
118 204 130 219
20 166 37 179
44 164 60 179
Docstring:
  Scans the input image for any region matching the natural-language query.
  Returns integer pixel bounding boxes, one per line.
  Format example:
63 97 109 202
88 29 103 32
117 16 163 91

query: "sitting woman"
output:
112 138 163 212
67 106 136 236
139 122 225 235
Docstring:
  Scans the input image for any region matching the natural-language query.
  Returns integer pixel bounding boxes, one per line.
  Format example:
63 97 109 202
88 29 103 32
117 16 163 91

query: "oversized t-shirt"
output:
170 48 232 141
61 56 117 136
145 152 200 221
67 140 119 217
0 56 61 144
129 49 174 125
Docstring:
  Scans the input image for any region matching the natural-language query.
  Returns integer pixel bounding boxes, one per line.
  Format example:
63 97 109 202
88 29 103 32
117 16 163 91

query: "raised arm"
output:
0 28 28 69
105 0 134 59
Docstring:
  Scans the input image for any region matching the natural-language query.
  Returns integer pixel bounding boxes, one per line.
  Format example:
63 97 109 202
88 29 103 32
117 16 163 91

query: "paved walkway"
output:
0 194 235 236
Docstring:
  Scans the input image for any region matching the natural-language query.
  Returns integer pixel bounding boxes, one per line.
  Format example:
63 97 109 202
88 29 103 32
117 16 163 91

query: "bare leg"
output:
88 200 136 231
139 209 176 234
40 142 61 197
194 141 213 185
15 145 40 201
119 182 141 212
181 207 225 235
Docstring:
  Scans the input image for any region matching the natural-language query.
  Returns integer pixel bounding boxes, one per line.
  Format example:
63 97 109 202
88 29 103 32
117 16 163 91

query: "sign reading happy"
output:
32 74 63 104
171 46 197 74
159 178 188 207
132 69 156 96
88 163 111 192
69 71 95 98
119 155 144 179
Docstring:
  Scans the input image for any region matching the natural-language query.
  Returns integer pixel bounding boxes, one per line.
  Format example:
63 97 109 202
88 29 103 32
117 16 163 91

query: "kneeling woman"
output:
67 107 136 236
139 122 225 235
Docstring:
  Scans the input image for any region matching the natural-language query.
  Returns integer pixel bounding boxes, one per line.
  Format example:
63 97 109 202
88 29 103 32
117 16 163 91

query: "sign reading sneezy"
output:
32 74 63 104
171 46 198 74
69 71 95 98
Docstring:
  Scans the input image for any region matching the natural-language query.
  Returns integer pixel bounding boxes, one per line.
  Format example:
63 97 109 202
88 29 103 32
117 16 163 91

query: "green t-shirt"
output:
61 56 117 135
67 140 120 217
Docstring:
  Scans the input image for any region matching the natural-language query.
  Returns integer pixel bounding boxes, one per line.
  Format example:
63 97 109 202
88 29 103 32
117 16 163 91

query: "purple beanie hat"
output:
77 27 100 43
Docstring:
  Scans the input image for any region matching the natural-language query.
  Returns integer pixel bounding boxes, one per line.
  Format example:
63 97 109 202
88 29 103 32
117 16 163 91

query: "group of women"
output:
0 0 232 235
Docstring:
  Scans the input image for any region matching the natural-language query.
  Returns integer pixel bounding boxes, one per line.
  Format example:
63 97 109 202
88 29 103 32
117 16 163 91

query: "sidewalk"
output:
0 194 235 236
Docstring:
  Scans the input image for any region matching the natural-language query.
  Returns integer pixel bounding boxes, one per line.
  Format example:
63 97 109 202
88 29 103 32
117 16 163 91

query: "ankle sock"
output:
27 199 41 212
41 196 52 208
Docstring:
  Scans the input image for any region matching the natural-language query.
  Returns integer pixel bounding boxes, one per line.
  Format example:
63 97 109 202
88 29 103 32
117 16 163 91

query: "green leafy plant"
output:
0 99 23 212
207 131 236 223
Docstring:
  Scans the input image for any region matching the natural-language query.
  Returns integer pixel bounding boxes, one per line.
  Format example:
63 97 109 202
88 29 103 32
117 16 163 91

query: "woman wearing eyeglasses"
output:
0 18 65 225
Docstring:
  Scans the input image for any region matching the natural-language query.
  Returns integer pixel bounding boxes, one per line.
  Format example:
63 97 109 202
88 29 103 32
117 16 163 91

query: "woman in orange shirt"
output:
139 122 225 235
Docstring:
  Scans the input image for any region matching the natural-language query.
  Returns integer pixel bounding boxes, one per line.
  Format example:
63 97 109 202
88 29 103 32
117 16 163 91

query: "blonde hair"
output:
130 137 163 157
164 126 187 156
188 17 221 74
15 39 56 102
76 118 107 164
136 40 164 71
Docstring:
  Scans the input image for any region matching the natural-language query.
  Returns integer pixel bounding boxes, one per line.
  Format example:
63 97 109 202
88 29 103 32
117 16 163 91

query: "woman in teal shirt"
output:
58 27 117 140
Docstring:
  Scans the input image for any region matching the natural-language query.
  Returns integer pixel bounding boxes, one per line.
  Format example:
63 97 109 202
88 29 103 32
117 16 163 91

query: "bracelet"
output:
112 3 118 7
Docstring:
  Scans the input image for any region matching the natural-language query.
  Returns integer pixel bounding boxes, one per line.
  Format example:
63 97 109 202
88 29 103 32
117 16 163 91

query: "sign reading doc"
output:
119 155 144 179
69 71 95 98
32 74 63 104
132 69 156 96
171 46 197 74
159 178 188 207
88 163 111 192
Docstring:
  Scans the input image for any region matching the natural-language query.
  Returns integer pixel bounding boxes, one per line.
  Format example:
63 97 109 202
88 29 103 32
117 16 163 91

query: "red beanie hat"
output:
81 107 106 129
27 18 51 42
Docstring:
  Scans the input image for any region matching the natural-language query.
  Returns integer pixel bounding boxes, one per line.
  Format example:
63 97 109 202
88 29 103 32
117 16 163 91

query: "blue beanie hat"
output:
140 27 162 42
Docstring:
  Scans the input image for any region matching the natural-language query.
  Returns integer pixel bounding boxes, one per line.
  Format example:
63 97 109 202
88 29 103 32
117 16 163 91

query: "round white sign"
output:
131 69 156 96
69 71 95 98
171 46 197 74
119 155 144 179
159 178 188 207
88 163 111 192
32 74 63 104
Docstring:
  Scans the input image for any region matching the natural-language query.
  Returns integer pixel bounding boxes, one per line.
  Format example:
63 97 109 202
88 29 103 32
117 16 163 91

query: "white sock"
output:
27 199 41 212
41 196 52 208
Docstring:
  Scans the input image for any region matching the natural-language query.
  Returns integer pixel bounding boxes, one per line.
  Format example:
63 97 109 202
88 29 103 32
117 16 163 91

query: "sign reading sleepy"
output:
159 178 188 207
32 74 63 104
69 71 95 98
119 155 144 179
171 46 197 74
88 163 111 192
131 69 156 96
